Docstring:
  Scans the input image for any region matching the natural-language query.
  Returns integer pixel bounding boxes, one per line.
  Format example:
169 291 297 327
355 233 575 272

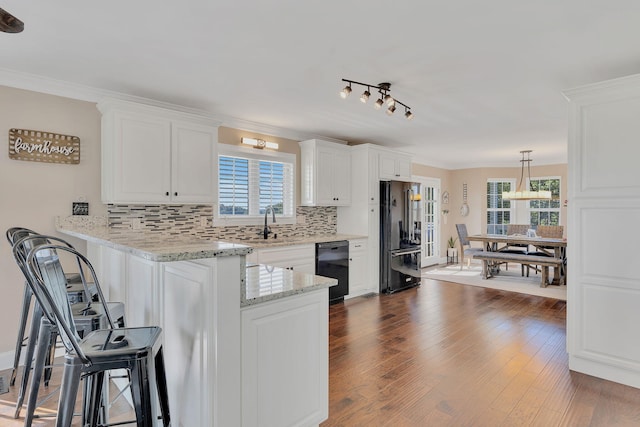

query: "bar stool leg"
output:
24 319 53 426
14 304 43 418
57 358 83 427
154 347 171 426
130 358 154 427
10 284 32 386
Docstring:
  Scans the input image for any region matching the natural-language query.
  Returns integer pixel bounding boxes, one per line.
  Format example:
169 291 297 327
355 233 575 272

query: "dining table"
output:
467 234 567 285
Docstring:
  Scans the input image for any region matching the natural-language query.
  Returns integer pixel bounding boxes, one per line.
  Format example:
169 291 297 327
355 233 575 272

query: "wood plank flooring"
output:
2 277 640 426
321 278 640 427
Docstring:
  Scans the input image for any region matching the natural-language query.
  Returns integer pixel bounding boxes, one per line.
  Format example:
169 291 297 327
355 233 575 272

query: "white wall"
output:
0 85 105 362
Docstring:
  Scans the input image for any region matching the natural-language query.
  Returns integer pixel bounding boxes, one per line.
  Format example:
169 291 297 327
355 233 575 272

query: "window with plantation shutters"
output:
486 179 515 234
215 144 295 225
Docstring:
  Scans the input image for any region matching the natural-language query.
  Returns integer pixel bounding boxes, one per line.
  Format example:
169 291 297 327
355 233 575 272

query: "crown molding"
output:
0 67 347 144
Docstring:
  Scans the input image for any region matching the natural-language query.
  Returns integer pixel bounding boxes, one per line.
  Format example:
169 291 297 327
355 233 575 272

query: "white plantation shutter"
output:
217 145 295 222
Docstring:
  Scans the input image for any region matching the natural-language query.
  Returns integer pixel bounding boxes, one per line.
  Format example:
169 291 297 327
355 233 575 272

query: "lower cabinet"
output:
241 289 328 427
88 243 242 427
348 239 369 297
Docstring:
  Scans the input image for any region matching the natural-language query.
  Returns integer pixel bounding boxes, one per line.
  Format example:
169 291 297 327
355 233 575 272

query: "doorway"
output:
416 177 440 267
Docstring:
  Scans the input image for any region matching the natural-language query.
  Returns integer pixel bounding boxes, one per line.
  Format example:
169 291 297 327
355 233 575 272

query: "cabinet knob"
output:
174 192 178 196
166 192 169 196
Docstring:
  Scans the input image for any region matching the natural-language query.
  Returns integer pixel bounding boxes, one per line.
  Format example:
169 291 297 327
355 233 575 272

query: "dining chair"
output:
9 233 125 426
455 224 484 269
536 225 564 239
26 243 170 427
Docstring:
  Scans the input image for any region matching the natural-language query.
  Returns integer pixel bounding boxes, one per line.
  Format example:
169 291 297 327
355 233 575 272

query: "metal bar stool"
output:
6 227 98 388
10 234 125 426
27 243 171 427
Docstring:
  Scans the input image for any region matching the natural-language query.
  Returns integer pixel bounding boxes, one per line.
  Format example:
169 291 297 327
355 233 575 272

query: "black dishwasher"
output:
316 241 349 304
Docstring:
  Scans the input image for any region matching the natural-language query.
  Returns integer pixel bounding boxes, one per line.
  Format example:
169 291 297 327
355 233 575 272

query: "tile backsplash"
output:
107 204 337 240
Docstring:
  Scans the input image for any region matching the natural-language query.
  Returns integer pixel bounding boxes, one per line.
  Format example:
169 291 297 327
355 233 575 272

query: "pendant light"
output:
502 150 552 200
0 8 24 33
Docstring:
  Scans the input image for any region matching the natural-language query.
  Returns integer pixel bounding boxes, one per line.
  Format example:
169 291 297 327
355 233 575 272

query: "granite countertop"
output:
221 233 367 248
56 222 253 262
242 264 337 307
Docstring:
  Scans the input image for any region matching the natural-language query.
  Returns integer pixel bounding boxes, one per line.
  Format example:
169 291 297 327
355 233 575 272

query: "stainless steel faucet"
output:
262 205 276 239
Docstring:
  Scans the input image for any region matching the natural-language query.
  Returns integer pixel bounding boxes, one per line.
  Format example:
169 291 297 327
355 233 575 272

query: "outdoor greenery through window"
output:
217 145 295 224
529 177 561 226
486 180 514 234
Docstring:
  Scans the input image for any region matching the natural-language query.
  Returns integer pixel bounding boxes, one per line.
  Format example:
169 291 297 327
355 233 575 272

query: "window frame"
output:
486 178 516 235
527 175 561 227
214 144 296 226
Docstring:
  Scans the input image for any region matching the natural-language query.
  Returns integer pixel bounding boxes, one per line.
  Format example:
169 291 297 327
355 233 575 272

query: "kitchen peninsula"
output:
56 217 337 427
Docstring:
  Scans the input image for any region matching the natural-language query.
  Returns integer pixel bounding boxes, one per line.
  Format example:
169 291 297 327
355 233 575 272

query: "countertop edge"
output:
57 226 253 262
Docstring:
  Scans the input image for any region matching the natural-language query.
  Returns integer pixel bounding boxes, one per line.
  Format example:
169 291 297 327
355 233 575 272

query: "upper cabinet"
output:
299 139 351 206
377 149 412 181
98 99 219 204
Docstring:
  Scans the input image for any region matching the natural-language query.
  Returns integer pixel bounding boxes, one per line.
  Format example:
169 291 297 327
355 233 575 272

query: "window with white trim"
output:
528 176 561 226
215 145 295 225
486 179 515 234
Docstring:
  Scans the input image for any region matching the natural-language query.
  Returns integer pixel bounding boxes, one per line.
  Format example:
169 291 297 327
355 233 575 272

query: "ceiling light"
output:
360 88 370 103
340 79 412 118
241 137 279 150
340 84 352 99
502 150 552 200
0 8 24 33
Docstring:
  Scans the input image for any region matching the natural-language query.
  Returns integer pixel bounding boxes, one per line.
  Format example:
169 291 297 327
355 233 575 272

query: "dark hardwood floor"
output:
321 278 640 427
3 277 640 426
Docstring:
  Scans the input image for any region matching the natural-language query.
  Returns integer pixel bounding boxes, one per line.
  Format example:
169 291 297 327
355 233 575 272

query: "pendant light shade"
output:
502 150 552 200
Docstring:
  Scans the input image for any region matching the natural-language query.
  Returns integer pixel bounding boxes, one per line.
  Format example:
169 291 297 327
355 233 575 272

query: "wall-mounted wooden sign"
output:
8 128 80 164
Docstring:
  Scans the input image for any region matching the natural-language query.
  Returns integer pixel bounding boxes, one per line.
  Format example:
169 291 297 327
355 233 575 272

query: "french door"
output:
419 178 440 267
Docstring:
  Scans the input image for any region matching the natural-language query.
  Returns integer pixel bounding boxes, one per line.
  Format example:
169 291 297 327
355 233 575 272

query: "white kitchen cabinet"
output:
378 149 412 181
98 98 218 204
337 144 382 294
85 242 242 427
299 139 351 206
348 239 369 298
241 289 328 427
254 244 315 274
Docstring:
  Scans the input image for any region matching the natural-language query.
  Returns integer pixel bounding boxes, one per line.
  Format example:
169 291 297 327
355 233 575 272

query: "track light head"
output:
374 97 384 110
340 84 352 99
386 105 396 115
384 94 395 108
360 89 370 103
405 110 414 120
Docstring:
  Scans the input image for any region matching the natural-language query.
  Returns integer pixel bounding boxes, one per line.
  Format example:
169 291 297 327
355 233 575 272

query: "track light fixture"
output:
340 79 413 119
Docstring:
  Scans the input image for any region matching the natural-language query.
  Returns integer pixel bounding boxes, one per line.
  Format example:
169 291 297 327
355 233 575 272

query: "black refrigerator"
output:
379 181 422 293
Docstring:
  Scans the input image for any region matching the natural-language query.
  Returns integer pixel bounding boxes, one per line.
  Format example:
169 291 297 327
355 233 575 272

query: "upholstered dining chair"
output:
536 225 564 239
455 224 484 269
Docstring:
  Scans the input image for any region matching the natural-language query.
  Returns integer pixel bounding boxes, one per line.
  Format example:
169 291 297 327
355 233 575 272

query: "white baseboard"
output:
0 350 14 372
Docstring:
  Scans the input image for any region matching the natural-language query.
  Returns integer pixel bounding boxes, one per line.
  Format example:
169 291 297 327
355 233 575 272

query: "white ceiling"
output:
2 1 640 169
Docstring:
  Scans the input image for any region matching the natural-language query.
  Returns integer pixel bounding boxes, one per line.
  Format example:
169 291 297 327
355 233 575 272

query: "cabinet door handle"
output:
174 192 178 196
165 192 169 196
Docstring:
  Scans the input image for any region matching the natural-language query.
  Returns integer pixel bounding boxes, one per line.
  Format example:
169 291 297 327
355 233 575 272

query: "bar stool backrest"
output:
26 244 115 365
